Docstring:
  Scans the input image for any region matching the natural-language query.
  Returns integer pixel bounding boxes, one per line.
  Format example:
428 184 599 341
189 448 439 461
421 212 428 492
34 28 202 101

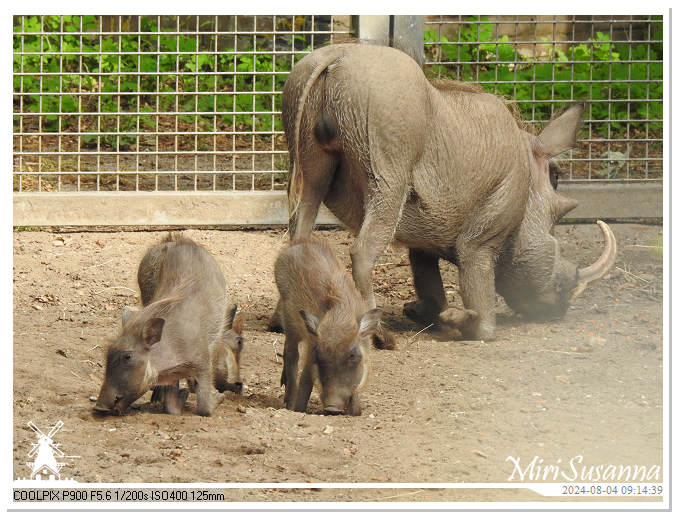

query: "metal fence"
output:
424 15 663 182
12 15 351 193
13 14 662 197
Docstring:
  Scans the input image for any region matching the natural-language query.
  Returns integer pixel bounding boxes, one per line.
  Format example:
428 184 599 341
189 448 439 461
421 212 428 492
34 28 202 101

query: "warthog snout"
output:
322 388 357 416
93 397 126 415
93 384 117 415
323 406 344 415
92 403 112 415
94 382 132 415
93 399 124 415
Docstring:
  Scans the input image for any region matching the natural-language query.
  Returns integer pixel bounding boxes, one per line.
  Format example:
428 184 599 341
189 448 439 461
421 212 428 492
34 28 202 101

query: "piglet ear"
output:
225 303 238 329
142 318 165 348
299 310 320 336
358 308 383 338
225 303 245 335
232 313 245 336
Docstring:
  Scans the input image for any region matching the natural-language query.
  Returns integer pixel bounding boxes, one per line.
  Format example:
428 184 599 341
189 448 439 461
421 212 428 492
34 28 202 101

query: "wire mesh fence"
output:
424 15 663 182
12 15 351 193
13 14 662 195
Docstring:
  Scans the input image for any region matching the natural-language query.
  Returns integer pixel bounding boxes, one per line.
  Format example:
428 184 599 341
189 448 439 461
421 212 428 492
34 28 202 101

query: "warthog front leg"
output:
292 359 314 413
456 242 497 341
282 335 300 410
403 248 448 325
349 185 411 350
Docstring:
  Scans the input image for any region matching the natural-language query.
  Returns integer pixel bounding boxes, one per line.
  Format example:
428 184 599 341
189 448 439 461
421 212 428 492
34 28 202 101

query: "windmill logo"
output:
20 420 79 481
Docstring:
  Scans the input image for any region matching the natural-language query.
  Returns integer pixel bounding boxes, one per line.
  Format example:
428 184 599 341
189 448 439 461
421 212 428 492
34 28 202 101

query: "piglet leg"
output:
194 369 225 416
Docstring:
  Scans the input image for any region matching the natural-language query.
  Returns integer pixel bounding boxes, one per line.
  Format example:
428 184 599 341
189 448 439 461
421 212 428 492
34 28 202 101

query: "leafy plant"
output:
425 17 663 133
13 15 311 148
14 15 662 153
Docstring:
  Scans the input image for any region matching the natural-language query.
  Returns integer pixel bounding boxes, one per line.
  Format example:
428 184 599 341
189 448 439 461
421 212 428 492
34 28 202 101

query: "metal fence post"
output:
391 15 425 66
351 15 390 45
352 15 424 65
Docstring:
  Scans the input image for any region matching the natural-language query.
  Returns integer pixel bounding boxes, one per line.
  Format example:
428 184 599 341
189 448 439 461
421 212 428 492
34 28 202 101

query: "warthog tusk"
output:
576 220 618 288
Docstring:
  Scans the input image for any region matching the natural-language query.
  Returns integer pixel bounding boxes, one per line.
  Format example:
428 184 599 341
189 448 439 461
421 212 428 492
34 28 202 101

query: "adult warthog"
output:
274 43 616 344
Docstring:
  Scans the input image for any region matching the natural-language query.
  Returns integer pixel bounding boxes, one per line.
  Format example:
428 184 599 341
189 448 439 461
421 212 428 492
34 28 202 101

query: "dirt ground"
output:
12 223 664 503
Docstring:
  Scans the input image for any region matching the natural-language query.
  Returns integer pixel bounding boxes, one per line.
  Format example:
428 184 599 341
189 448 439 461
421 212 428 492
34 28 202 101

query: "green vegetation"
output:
425 15 663 133
13 15 312 148
13 15 663 150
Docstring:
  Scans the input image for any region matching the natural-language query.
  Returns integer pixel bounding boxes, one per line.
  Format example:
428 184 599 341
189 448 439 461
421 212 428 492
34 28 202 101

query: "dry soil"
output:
12 223 663 503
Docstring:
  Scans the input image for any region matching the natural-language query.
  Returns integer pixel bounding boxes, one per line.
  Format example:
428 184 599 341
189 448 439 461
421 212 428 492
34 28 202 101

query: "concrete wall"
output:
13 184 662 228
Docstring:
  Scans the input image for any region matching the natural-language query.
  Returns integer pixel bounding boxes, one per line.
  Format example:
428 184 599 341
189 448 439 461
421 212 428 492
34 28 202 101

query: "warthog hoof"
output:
404 299 443 325
196 391 226 417
434 307 480 341
437 308 495 341
323 406 343 415
218 381 243 394
438 307 478 330
267 313 283 333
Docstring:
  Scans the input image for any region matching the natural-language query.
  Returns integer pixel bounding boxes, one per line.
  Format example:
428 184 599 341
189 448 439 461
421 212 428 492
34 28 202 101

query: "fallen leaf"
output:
343 444 360 456
588 336 607 347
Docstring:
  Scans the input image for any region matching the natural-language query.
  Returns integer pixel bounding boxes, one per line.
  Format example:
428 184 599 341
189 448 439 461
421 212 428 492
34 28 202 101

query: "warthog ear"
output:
553 194 579 221
299 310 320 336
121 307 133 326
358 308 383 338
536 102 584 158
142 318 165 348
